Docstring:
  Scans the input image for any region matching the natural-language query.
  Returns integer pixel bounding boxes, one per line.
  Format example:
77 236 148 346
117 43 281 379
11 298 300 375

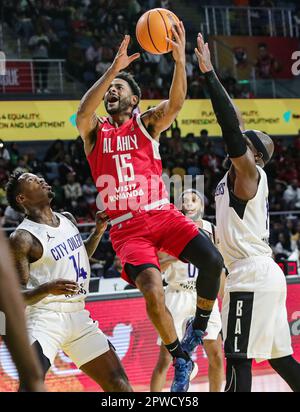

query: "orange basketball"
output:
136 8 180 55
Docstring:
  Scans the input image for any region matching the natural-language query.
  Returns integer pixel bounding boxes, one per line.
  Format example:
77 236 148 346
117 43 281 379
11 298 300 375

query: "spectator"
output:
104 256 122 279
169 127 183 156
183 133 200 155
283 179 300 209
255 43 280 79
63 172 83 213
0 140 10 164
274 232 297 259
82 176 98 209
13 156 31 175
51 178 65 210
44 140 65 163
29 25 51 93
3 206 23 228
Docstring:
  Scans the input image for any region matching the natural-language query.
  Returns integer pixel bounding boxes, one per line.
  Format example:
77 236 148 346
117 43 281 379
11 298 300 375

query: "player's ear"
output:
16 194 25 208
131 95 139 107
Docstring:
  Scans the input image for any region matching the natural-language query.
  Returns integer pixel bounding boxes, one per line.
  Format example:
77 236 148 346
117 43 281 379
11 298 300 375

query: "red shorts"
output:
109 203 199 285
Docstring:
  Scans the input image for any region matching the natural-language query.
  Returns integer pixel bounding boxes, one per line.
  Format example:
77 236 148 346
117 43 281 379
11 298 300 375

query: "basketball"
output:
136 8 180 55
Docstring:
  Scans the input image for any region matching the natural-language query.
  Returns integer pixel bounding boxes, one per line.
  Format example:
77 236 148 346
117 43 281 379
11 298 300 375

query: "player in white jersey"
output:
7 172 132 392
186 33 300 392
150 190 224 392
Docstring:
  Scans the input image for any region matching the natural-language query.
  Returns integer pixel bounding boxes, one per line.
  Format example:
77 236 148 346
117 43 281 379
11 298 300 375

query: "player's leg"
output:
80 346 132 392
224 357 253 392
267 266 300 392
203 335 224 392
127 264 186 356
150 344 172 392
126 264 195 392
179 233 223 353
18 341 51 391
268 356 300 392
64 311 132 392
221 286 256 392
180 233 223 330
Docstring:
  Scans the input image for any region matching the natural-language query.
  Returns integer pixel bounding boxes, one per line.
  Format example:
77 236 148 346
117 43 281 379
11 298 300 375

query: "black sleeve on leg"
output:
269 355 300 392
225 358 253 392
179 232 223 301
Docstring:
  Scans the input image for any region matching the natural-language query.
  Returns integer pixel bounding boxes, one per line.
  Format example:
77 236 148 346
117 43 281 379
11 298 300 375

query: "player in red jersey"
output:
76 25 223 392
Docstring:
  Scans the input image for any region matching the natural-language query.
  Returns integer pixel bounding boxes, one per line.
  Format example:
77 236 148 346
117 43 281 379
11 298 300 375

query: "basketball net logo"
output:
0 52 6 76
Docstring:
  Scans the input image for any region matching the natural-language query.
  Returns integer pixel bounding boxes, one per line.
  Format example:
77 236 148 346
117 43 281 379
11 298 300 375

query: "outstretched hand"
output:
194 33 213 73
112 35 140 72
166 21 186 64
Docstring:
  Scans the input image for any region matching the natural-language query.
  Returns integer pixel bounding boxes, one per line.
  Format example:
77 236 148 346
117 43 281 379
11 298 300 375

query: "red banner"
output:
0 283 300 391
0 61 33 93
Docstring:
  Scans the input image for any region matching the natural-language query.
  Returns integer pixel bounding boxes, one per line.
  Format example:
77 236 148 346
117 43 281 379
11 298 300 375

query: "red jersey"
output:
87 114 169 220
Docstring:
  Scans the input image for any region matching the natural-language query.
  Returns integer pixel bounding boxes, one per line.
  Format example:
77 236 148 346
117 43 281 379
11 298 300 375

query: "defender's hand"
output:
166 21 186 64
194 33 213 73
94 211 108 235
111 35 140 73
44 279 79 295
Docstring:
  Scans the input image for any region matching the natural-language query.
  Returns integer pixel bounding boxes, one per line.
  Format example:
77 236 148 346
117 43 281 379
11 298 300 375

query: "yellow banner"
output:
0 99 299 141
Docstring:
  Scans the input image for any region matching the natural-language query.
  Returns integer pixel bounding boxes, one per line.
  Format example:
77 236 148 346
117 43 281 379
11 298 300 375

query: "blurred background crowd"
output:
1 0 299 279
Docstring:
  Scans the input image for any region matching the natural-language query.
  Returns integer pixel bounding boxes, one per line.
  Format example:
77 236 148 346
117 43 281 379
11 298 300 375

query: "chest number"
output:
112 154 135 183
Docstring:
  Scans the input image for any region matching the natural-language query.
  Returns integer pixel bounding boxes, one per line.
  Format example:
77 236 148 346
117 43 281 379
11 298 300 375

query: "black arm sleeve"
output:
204 70 247 158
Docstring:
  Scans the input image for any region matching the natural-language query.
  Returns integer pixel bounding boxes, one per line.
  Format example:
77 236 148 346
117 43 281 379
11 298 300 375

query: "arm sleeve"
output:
204 70 247 158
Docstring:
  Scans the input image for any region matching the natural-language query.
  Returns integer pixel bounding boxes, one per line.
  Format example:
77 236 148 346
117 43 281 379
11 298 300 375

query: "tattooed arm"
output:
141 22 186 141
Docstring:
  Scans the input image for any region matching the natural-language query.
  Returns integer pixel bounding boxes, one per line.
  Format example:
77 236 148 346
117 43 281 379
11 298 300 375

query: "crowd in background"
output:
0 129 300 277
1 0 300 277
2 0 300 97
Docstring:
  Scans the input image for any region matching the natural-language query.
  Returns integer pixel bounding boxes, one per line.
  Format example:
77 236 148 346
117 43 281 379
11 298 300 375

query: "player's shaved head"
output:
243 129 274 167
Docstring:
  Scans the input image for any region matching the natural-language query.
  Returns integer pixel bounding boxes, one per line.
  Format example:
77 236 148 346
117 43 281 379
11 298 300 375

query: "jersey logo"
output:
215 182 226 197
102 128 115 132
47 232 55 242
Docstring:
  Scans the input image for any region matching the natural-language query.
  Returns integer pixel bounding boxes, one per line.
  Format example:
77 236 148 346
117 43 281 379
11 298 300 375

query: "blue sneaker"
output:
181 317 205 357
170 357 198 392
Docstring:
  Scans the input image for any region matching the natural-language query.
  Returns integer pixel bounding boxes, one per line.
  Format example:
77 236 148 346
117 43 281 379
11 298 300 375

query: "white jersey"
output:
215 165 272 269
164 219 215 291
16 212 90 312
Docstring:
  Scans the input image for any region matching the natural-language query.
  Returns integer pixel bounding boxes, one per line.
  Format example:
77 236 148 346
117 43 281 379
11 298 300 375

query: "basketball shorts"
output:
25 307 110 368
222 256 293 363
157 288 222 345
110 203 199 285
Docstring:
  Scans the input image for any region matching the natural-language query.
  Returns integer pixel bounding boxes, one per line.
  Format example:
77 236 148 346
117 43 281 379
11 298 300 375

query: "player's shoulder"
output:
60 212 77 226
9 229 34 253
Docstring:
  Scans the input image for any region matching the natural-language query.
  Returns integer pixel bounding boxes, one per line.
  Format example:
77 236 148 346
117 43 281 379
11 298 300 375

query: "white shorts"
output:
157 288 222 345
222 256 293 363
26 307 110 368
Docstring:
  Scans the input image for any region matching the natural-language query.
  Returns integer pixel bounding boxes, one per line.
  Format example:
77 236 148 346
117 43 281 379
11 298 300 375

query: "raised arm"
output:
62 211 107 258
10 230 79 306
195 34 259 200
0 228 44 392
76 35 140 155
141 22 187 140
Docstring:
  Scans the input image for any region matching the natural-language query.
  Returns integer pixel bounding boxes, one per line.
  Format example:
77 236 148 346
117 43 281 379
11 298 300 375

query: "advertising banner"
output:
0 99 299 141
0 283 300 391
0 61 33 93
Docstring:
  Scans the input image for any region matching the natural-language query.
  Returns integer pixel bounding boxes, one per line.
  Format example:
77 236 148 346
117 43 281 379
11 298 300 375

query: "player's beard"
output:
48 190 55 200
105 96 132 115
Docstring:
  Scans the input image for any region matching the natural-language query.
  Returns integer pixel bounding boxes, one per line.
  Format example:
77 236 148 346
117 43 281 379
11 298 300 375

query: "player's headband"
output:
243 130 270 163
